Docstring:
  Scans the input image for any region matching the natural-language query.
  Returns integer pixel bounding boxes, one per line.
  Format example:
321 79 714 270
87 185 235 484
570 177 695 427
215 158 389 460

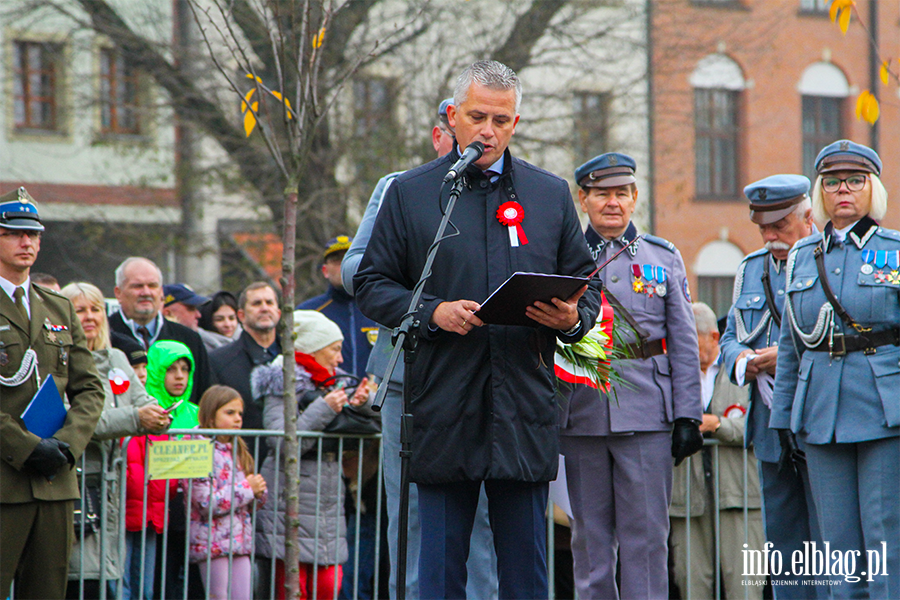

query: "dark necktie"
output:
12 287 28 323
137 326 151 350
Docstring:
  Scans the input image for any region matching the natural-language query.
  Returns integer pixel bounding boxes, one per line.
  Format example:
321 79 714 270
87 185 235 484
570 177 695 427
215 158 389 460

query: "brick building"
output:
650 0 900 315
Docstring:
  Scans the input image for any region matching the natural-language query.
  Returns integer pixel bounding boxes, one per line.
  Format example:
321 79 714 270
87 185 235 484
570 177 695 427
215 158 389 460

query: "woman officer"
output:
770 140 898 598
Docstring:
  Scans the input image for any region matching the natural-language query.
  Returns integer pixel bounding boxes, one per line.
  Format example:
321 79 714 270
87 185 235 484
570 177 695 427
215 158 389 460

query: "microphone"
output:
443 141 485 183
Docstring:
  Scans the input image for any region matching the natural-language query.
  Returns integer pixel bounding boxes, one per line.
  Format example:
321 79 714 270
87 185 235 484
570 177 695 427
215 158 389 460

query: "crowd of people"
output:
1 58 898 600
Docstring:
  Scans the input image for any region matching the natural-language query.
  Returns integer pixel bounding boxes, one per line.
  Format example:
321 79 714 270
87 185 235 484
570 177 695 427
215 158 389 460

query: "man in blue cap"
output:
560 152 703 600
342 97 499 599
162 283 209 331
297 235 376 380
719 174 825 598
0 187 105 599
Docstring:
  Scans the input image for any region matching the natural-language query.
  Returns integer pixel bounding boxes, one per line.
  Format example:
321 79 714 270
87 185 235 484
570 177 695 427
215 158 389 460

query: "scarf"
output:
294 351 332 387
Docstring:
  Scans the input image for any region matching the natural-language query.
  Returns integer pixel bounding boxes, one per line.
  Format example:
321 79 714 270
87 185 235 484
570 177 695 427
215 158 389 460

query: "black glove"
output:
24 437 71 480
777 429 806 475
671 418 704 466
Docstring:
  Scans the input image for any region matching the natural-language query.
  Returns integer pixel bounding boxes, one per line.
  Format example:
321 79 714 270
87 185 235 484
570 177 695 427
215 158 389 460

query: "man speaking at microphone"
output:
355 60 601 599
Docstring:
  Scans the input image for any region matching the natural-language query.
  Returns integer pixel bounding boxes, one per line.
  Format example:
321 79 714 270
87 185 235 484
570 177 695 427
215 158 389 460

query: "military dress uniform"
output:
720 176 825 599
771 139 900 599
771 217 900 598
560 220 703 600
0 188 105 598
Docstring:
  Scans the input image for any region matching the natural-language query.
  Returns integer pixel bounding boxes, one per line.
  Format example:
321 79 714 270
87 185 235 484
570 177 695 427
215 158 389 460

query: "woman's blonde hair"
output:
811 173 888 224
60 282 109 351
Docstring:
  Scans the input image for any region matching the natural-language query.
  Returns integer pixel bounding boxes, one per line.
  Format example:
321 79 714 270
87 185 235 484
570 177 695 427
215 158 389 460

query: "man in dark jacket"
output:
109 257 212 404
210 281 281 430
298 236 376 379
354 60 602 600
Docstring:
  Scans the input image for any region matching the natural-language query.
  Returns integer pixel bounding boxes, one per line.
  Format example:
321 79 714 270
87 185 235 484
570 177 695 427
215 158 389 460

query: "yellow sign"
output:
148 438 213 480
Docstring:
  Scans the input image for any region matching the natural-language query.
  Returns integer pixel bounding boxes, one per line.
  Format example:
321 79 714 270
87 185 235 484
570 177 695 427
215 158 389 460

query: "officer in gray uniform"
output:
720 174 826 598
560 153 703 600
771 140 900 598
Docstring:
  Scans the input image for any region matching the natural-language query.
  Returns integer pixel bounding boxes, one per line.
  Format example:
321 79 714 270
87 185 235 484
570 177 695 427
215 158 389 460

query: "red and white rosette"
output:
109 367 130 395
723 404 746 419
496 201 529 247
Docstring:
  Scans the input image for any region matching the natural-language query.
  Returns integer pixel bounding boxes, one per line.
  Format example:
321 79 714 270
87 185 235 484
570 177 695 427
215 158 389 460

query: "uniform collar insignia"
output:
849 216 878 249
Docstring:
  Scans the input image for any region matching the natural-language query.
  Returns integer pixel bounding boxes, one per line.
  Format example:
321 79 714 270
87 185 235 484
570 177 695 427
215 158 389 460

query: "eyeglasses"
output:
0 230 41 240
822 174 867 193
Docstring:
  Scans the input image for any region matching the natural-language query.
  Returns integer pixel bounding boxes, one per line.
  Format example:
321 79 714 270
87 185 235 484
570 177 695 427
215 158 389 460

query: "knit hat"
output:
292 310 343 353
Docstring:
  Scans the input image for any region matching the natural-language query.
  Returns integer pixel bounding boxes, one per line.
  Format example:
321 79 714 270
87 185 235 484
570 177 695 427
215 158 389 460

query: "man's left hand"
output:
671 418 704 466
525 285 586 331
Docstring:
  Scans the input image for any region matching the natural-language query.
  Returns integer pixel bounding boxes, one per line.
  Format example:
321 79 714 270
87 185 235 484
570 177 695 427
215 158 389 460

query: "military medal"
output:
633 279 645 293
0 349 8 367
861 264 874 275
875 271 888 283
889 271 900 285
47 331 57 343
656 284 667 297
496 201 529 247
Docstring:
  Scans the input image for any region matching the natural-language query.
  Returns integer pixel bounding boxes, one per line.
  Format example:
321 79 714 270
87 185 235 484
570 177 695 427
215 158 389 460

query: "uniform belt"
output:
621 338 667 359
808 328 900 356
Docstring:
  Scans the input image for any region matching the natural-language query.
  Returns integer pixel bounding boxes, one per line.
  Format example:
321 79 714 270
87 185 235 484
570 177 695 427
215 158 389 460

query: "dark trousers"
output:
417 479 548 600
0 500 74 599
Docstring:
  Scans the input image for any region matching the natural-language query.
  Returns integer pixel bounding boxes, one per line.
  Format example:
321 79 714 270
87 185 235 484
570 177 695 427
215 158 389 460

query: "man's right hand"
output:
24 437 71 480
739 346 778 381
138 403 171 433
431 300 483 335
776 429 806 476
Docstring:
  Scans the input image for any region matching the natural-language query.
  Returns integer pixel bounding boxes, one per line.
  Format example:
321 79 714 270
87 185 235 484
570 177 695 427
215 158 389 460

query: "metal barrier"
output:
63 433 762 600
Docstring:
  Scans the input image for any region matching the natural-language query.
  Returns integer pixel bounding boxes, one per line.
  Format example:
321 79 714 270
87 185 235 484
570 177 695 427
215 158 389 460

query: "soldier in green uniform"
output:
0 187 105 599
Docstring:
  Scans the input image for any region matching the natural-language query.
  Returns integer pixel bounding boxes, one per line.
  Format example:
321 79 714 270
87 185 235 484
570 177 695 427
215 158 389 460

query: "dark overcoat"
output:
354 148 602 484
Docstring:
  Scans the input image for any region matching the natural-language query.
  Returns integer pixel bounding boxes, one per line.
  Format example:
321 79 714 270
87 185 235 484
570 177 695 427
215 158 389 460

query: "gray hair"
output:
454 60 522 113
115 257 163 288
811 173 888 223
692 302 718 335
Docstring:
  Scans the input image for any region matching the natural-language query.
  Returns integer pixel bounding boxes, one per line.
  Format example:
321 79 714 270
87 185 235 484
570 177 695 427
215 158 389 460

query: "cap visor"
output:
584 175 636 188
750 206 796 225
0 219 44 231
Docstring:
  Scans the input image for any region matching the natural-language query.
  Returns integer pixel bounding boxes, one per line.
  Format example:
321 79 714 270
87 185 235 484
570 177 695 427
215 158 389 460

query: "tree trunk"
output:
280 186 300 600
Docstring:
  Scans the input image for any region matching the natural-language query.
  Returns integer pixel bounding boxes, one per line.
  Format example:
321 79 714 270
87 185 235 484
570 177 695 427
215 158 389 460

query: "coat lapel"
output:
0 288 29 335
28 284 46 345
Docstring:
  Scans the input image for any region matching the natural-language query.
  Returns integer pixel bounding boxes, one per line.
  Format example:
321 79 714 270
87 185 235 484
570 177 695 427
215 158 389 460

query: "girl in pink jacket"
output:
184 385 267 600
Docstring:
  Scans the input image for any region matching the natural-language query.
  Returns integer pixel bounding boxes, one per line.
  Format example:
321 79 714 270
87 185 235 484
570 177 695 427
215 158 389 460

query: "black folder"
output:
475 272 589 327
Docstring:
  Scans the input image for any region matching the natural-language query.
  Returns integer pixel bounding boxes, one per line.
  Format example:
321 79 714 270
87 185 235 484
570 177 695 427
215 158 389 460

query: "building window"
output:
572 92 609 163
13 41 61 131
353 77 401 187
694 88 740 198
697 275 736 318
802 96 843 180
799 0 829 13
99 48 141 135
694 240 745 318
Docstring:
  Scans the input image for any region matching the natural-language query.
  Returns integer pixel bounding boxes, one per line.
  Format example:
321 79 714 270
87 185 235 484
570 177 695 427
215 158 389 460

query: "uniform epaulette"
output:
34 283 64 299
642 234 676 253
793 233 821 250
874 227 900 241
741 248 769 263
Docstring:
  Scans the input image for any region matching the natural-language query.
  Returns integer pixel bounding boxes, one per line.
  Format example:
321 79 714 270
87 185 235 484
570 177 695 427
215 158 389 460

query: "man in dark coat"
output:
0 187 105 599
210 281 281 430
108 256 212 404
354 60 602 600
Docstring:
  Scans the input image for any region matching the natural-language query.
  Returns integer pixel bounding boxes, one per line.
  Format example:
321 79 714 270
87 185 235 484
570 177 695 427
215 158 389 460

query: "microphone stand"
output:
371 175 466 600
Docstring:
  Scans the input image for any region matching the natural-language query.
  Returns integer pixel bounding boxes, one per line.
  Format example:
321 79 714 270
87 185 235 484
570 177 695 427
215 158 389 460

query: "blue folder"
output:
21 374 67 438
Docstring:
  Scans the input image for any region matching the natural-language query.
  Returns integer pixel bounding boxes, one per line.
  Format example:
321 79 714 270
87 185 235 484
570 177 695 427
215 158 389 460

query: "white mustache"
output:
765 241 791 252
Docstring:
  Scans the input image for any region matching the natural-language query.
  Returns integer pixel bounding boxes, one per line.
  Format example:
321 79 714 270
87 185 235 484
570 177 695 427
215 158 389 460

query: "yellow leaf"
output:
838 5 851 34
855 90 868 119
862 95 879 125
269 90 294 120
245 73 263 84
243 101 258 137
240 88 256 114
829 0 854 22
881 61 890 85
312 27 325 49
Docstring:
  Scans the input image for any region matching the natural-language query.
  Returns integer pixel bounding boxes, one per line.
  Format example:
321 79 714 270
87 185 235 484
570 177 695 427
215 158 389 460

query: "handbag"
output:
73 480 102 539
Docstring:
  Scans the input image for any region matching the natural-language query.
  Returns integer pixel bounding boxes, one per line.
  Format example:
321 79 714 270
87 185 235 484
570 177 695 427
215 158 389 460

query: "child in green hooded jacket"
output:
145 340 199 430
